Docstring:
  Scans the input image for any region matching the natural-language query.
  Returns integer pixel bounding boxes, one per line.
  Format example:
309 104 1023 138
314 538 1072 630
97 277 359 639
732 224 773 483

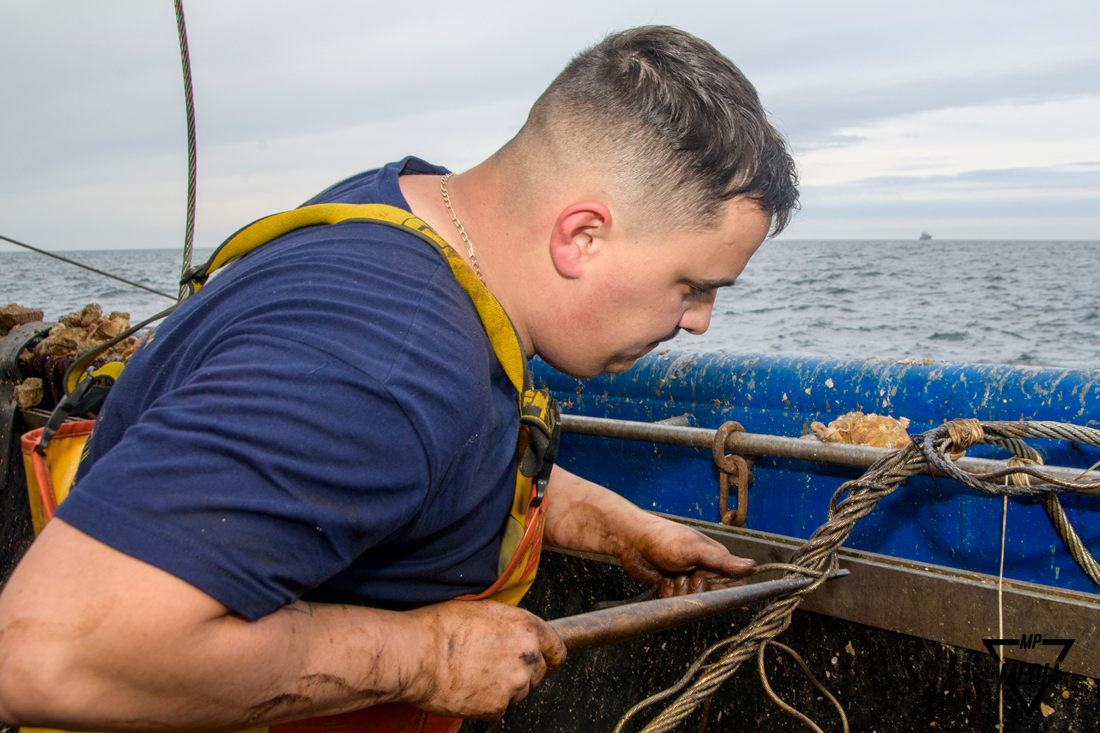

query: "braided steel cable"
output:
1042 494 1100 585
986 430 1100 586
615 420 1100 733
0 233 175 299
921 420 1100 497
173 0 197 302
990 433 1100 585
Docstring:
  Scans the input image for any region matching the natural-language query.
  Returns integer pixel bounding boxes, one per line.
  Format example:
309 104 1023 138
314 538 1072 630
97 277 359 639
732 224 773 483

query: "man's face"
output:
544 196 772 378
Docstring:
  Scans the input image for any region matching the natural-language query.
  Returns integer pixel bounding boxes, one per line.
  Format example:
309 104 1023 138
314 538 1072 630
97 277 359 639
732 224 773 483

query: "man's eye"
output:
688 285 709 297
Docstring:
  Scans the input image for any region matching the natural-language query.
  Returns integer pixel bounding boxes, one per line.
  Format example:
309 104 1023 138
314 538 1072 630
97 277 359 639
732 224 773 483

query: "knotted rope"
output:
614 420 1100 733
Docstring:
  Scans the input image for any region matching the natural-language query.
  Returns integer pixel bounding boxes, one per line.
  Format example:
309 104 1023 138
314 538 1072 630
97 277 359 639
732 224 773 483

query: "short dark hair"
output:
530 26 799 235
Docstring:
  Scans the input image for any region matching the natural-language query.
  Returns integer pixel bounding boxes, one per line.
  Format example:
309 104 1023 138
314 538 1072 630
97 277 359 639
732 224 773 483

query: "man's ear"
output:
548 201 612 279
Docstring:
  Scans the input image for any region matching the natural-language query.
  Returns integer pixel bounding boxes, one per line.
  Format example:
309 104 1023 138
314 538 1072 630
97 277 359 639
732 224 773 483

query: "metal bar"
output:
549 571 848 653
560 414 1100 486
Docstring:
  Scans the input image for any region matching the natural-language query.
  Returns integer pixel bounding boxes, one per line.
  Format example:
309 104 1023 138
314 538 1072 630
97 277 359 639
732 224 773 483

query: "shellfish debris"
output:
810 411 911 450
11 303 143 410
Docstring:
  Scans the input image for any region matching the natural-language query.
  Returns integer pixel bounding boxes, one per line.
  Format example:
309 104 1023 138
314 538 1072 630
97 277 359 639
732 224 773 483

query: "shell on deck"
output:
15 303 141 409
810 410 912 449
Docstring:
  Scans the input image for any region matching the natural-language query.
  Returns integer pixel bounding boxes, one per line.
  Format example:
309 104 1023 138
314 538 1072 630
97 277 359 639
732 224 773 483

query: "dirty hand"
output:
543 467 755 598
616 514 755 598
405 599 566 720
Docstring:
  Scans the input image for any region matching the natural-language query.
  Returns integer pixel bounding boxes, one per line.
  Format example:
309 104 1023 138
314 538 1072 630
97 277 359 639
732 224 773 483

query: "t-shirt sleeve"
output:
56 332 433 621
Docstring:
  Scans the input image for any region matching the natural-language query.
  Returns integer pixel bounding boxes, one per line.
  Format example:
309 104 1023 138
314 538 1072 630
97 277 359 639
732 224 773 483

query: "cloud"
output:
2 0 1099 249
814 164 1100 202
192 98 534 245
797 96 1100 184
778 215 1100 241
784 164 1100 240
769 57 1100 149
773 95 1100 238
0 97 534 251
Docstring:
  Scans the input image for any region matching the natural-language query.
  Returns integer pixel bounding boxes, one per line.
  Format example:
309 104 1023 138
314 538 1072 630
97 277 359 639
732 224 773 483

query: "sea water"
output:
1 240 1098 370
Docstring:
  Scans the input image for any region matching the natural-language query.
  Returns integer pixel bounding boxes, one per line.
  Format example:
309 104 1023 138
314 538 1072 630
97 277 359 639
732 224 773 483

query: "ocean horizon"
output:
3 239 1099 371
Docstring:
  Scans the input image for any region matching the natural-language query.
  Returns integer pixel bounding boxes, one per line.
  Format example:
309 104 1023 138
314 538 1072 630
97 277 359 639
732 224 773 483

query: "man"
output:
0 26 797 731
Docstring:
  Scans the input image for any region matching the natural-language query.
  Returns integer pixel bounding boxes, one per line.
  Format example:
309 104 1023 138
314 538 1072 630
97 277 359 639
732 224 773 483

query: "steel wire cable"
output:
1042 494 1100 585
987 433 1100 585
0 233 175 300
173 0 197 302
1 2 197 303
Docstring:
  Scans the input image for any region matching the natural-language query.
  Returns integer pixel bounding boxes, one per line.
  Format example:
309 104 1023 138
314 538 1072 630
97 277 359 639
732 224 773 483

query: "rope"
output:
997 493 1007 732
614 420 1100 733
757 641 849 733
174 0 198 303
0 233 175 300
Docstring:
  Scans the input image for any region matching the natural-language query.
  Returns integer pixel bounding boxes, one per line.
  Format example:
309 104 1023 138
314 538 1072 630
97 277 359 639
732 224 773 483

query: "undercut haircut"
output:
527 26 799 236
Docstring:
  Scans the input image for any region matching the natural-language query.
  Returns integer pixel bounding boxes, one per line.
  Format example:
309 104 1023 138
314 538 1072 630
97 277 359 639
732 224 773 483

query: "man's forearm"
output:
0 520 430 730
0 520 561 730
541 466 755 591
542 465 662 557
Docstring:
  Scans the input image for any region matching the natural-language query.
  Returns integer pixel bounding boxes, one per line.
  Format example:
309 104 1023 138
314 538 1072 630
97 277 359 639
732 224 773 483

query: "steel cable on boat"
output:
613 419 1100 733
0 233 176 300
1042 494 1100 585
3 1 198 304
756 641 849 733
988 432 1100 586
173 0 198 303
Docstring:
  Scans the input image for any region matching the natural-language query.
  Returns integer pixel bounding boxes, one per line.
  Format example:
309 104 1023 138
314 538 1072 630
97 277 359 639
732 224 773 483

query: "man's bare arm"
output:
542 466 755 594
0 519 564 731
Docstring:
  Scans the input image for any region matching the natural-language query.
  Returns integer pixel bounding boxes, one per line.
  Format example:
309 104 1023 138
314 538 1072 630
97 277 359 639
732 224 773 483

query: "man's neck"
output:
398 164 537 359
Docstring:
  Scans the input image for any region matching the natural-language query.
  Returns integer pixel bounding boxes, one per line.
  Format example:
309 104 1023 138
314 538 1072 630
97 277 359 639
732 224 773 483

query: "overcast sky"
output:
1 0 1098 253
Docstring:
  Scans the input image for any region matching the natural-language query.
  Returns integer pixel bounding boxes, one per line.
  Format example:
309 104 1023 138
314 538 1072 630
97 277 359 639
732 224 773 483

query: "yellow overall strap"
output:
43 203 558 608
183 204 529 396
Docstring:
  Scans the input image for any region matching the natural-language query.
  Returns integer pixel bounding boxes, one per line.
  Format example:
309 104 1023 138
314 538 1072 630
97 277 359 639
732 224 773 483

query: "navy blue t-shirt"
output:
59 157 519 620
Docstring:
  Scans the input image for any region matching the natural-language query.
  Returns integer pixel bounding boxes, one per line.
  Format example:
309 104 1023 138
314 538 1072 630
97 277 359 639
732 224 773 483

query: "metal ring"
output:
713 422 749 527
719 454 749 527
712 421 745 472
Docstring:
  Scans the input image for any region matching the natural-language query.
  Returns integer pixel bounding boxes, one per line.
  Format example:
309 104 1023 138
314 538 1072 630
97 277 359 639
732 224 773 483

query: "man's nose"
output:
679 299 713 335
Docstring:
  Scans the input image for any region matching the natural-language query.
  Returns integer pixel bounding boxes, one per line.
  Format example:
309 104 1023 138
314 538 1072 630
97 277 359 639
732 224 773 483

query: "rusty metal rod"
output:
548 570 849 653
560 414 1100 487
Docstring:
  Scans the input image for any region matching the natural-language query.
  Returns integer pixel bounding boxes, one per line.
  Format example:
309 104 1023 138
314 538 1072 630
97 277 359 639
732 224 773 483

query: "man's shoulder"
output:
167 226 490 390
303 156 448 207
148 157 499 411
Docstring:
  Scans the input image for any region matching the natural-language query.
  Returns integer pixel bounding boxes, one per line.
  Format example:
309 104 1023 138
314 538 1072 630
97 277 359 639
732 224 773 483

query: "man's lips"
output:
652 327 681 349
632 328 682 358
